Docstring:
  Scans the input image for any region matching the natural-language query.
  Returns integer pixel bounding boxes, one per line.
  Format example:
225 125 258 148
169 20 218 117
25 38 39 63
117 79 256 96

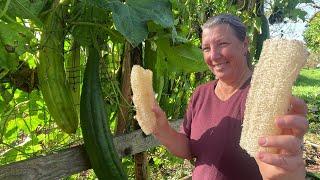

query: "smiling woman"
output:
201 22 252 101
151 14 309 180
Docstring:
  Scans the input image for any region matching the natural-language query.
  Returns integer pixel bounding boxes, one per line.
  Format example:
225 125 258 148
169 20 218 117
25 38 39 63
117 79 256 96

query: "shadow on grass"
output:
295 74 320 87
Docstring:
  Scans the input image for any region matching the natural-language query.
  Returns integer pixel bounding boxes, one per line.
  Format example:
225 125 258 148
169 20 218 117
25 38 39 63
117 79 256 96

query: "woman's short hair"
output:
202 14 247 42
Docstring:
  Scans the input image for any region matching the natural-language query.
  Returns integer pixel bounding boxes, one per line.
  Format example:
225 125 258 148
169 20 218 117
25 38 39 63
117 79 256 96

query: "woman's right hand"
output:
151 101 170 136
151 101 192 159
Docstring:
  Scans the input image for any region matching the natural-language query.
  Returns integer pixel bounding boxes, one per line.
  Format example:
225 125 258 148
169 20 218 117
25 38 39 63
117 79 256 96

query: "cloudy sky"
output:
269 0 320 41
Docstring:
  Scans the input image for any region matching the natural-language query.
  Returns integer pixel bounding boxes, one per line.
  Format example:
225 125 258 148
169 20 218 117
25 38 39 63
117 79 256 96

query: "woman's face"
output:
201 24 249 81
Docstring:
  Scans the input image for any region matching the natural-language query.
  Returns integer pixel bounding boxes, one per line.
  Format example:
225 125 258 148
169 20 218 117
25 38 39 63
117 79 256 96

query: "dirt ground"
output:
305 136 320 174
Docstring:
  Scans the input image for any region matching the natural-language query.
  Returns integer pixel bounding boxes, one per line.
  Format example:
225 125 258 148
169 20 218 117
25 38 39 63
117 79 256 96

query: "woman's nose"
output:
209 48 221 60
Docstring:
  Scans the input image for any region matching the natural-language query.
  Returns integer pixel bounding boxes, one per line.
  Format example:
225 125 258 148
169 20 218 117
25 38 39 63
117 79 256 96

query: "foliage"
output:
304 12 320 53
0 0 318 179
266 0 313 24
0 87 83 165
0 22 33 78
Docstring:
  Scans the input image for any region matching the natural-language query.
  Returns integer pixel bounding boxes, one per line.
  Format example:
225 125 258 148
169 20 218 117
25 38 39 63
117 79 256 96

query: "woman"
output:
151 14 308 180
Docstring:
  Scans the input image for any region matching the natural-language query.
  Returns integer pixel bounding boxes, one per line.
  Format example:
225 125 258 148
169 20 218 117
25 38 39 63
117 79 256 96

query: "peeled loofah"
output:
240 39 309 157
131 65 156 135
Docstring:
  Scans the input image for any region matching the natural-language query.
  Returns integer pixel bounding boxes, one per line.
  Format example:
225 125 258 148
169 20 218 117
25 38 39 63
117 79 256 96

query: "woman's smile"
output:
213 61 230 68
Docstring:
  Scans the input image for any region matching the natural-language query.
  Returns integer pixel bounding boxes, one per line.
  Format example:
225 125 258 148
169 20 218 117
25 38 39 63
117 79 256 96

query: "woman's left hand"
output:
256 96 309 180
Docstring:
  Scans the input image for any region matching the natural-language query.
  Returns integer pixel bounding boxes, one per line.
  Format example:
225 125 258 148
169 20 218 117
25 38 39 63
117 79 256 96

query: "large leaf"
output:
0 22 33 72
6 0 45 26
144 40 166 100
71 2 123 46
156 38 207 73
76 0 174 46
126 0 174 28
108 0 174 46
108 1 147 47
0 22 33 55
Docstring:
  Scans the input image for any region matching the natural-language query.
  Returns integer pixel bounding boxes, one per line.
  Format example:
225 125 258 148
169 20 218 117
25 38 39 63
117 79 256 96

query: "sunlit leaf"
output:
156 38 207 73
0 43 19 71
7 0 45 26
0 22 33 71
0 148 18 164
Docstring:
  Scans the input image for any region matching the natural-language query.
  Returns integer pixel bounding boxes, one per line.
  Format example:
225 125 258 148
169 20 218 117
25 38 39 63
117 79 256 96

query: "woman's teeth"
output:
214 62 228 67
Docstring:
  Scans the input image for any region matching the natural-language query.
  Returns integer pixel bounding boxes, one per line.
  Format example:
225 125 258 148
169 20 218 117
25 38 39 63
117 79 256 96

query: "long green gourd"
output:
38 3 78 134
80 46 127 179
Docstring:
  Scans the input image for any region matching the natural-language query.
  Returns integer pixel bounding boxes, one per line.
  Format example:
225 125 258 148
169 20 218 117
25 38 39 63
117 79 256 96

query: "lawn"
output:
293 68 320 177
293 68 320 136
293 68 320 103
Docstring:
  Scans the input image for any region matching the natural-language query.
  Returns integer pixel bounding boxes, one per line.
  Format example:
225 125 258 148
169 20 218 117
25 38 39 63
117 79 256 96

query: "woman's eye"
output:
219 42 228 46
202 47 210 52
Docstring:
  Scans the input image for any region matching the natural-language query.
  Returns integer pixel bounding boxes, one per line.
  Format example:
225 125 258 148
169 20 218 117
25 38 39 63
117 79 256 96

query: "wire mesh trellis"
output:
0 41 124 169
0 60 84 166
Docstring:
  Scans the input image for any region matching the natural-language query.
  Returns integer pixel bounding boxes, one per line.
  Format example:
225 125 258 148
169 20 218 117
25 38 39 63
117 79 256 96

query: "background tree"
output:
304 12 320 53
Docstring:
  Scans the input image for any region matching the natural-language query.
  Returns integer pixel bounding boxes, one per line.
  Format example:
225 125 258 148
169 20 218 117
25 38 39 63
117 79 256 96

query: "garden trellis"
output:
0 56 85 165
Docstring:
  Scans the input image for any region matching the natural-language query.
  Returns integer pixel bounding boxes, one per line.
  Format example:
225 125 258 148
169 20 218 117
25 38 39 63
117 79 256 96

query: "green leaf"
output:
108 0 174 46
83 0 111 10
0 116 19 139
126 0 174 28
0 44 18 71
287 9 307 21
0 22 33 71
0 97 4 114
81 0 175 46
108 1 147 46
147 21 165 33
0 22 33 55
7 0 45 26
254 16 262 33
70 3 123 46
0 148 18 164
156 38 207 73
3 126 17 140
154 48 167 100
28 91 42 116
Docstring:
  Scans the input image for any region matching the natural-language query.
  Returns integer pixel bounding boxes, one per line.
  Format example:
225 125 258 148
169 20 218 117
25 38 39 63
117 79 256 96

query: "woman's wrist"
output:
153 121 171 138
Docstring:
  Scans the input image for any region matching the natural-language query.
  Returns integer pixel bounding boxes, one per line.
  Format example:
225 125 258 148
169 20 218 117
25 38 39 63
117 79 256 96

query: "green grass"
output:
293 68 320 135
293 69 320 177
293 68 320 102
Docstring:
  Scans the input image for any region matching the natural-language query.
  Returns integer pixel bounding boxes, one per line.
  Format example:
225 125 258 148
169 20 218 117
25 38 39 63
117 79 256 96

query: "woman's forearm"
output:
153 124 192 159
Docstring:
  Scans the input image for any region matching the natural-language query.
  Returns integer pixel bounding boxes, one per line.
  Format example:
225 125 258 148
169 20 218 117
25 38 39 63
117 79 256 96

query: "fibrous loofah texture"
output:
131 65 156 135
240 39 308 157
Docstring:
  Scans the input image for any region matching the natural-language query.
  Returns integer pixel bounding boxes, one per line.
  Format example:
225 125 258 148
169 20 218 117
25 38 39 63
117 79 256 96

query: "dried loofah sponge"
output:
131 65 156 135
240 39 309 157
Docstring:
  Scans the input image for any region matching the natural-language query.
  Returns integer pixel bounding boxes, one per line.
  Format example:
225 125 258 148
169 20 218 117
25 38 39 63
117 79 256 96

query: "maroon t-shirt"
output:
180 79 262 180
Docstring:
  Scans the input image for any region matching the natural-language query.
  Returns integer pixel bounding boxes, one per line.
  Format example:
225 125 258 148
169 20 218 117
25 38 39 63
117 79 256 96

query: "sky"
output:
269 0 320 42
